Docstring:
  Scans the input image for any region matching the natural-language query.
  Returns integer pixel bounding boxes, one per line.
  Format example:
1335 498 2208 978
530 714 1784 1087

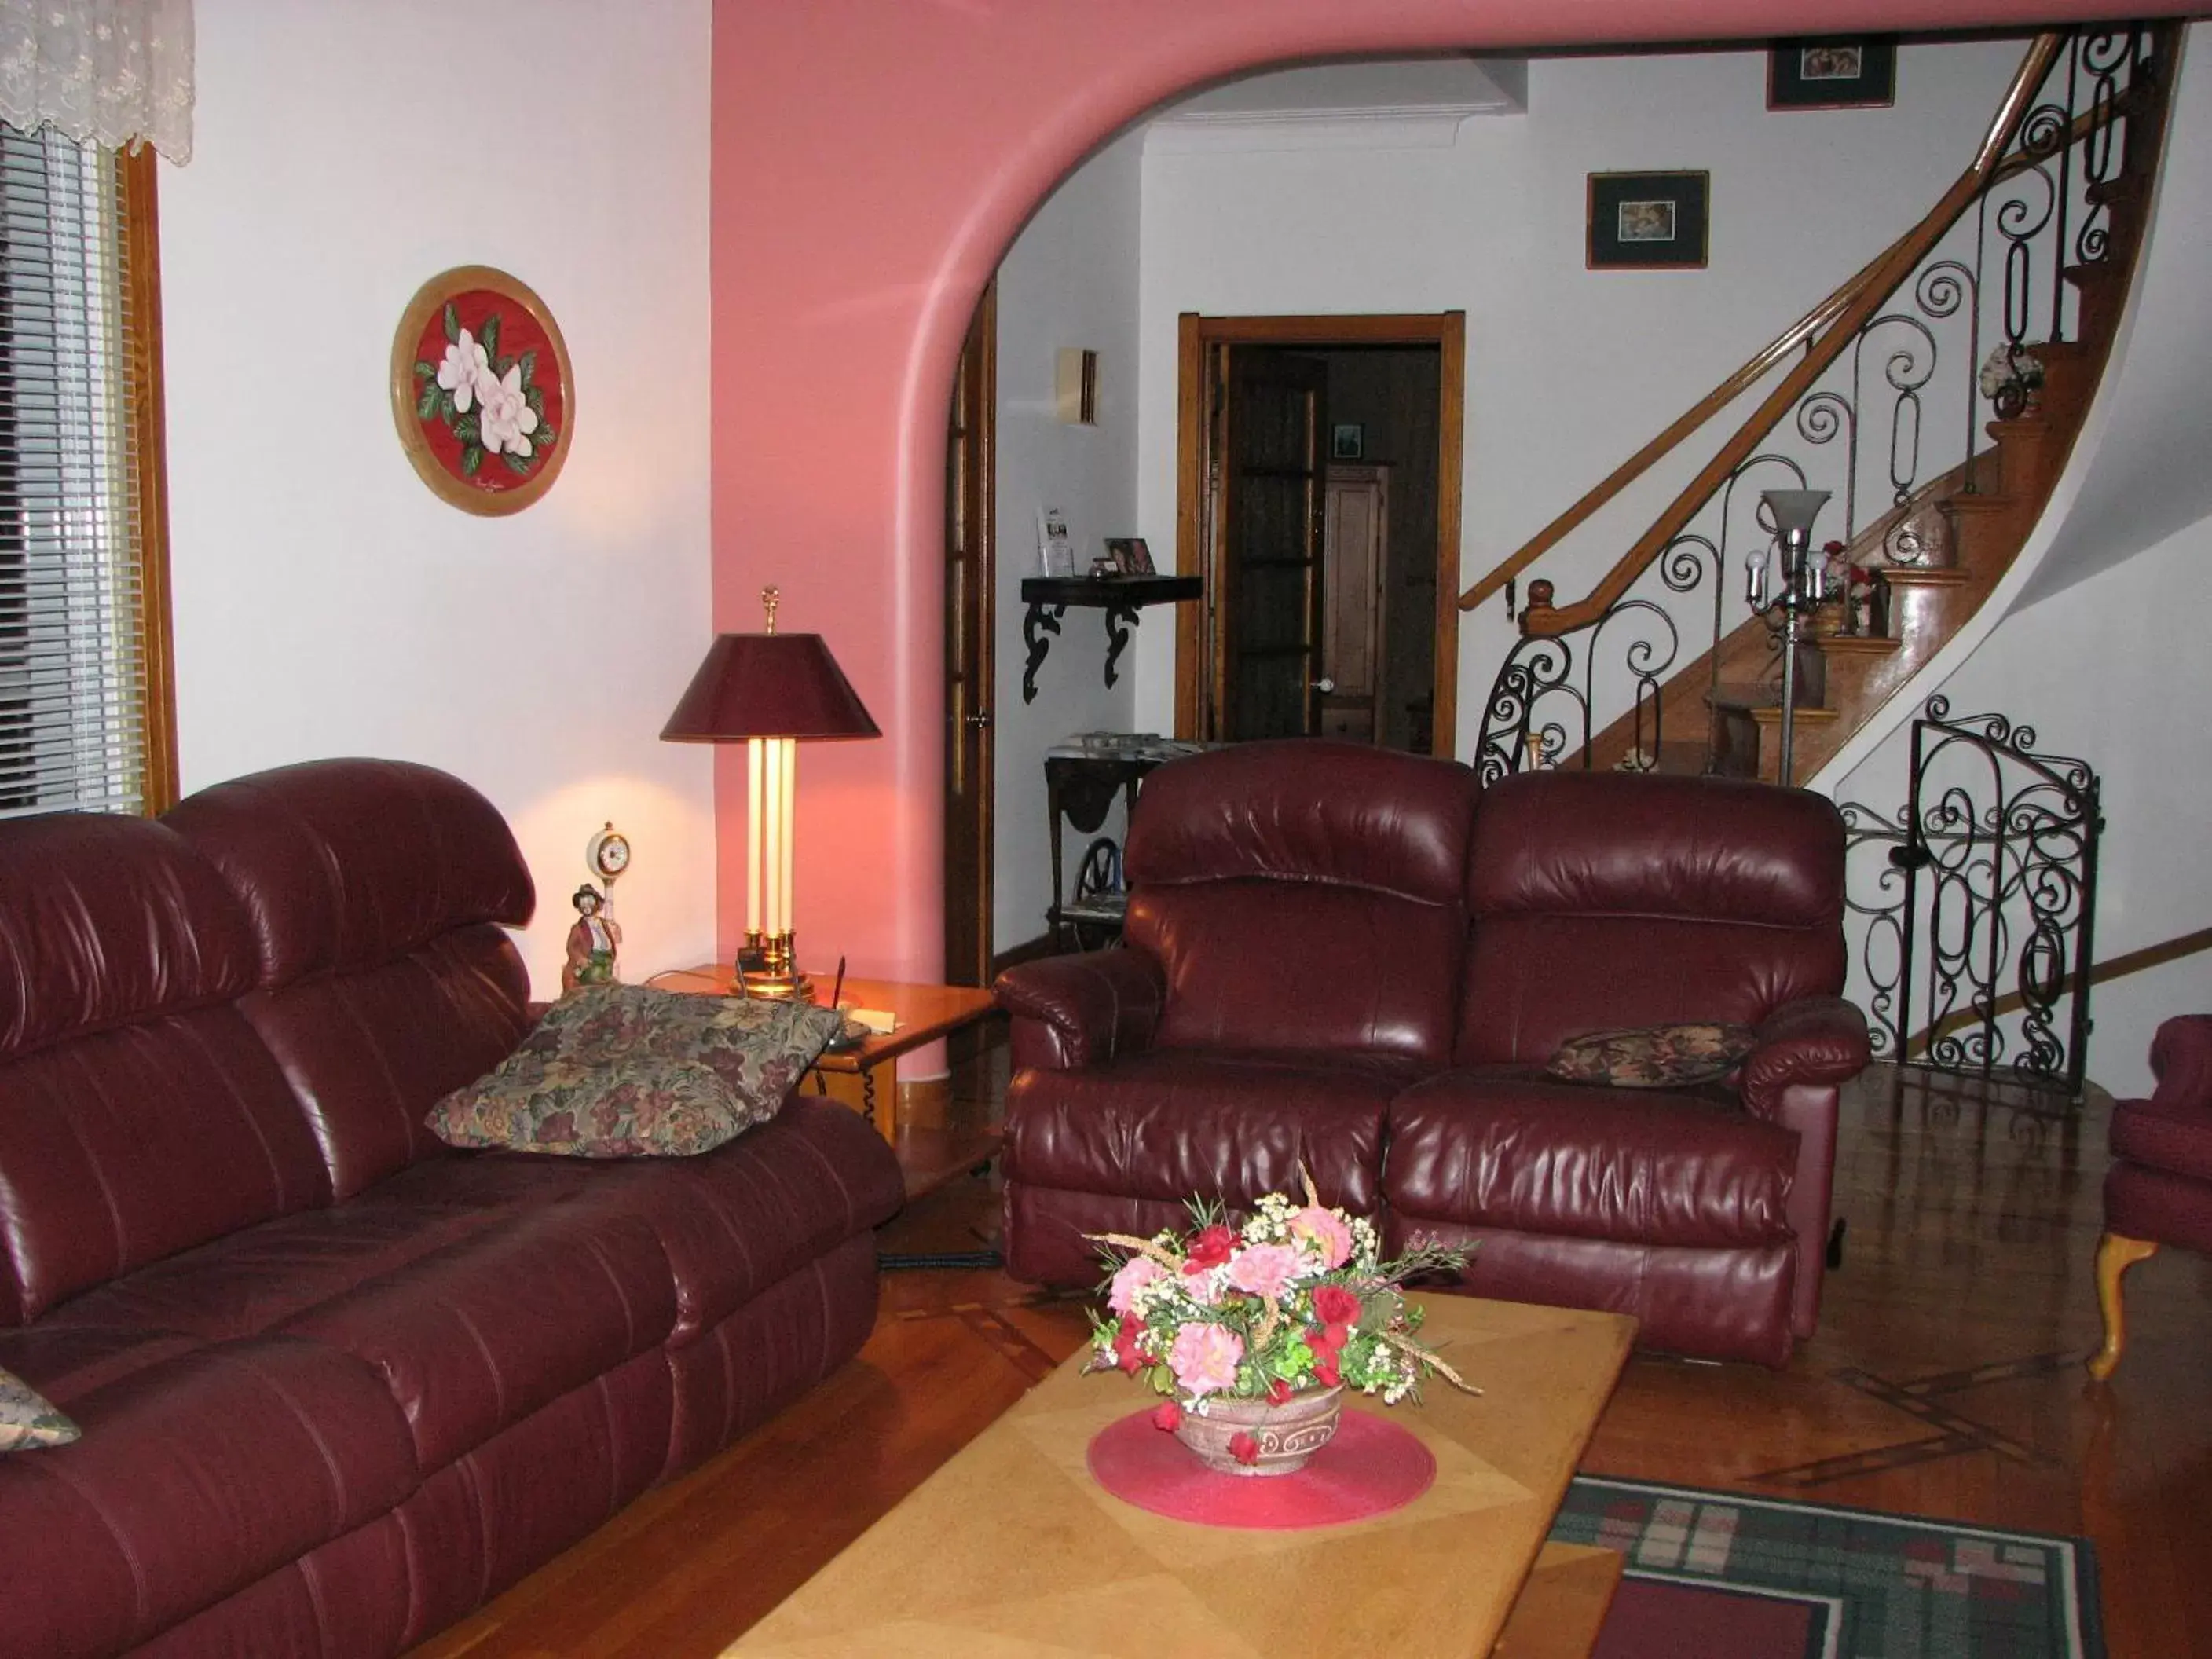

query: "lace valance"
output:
0 0 192 163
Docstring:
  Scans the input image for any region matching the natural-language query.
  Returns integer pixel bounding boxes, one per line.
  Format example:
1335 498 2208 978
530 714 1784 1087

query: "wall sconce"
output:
1055 348 1098 425
660 585 880 996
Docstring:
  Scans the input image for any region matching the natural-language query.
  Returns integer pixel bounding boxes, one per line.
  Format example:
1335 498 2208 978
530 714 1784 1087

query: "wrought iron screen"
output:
1839 698 2101 1102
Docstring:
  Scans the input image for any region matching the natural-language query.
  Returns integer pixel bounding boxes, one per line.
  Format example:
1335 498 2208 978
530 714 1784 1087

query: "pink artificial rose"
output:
1226 1242 1302 1302
1108 1255 1169 1314
1287 1205 1355 1269
1166 1321 1244 1397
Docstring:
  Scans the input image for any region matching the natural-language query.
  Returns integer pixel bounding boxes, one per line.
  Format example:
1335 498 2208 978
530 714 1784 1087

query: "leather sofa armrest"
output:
1740 996 1870 1120
2148 1014 2212 1115
993 949 1164 1072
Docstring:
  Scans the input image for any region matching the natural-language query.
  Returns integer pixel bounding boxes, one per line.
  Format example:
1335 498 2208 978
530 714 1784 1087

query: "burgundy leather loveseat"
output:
0 760 903 1658
994 742 1869 1367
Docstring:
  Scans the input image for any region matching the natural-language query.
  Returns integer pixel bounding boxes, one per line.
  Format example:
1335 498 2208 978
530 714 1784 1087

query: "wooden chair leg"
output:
2088 1232 2159 1381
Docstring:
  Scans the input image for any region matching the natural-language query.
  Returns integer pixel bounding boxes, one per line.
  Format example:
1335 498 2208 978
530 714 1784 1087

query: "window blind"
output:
0 125 156 817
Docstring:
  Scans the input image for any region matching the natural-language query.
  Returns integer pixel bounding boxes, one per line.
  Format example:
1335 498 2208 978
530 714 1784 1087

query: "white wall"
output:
1131 38 2029 745
991 132 1145 956
160 0 716 996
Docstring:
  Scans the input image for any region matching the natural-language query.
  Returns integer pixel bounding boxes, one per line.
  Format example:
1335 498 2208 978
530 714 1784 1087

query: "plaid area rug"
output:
1547 1476 2104 1659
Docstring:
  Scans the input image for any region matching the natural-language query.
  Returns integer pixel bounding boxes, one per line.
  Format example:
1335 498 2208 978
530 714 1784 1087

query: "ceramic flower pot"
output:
1174 1385 1345 1477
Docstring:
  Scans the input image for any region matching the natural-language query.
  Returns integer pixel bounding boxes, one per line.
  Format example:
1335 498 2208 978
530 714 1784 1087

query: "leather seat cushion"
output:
46 1184 678 1473
2110 1095 2212 1185
1386 1068 1798 1247
1004 1047 1420 1214
0 1334 418 1659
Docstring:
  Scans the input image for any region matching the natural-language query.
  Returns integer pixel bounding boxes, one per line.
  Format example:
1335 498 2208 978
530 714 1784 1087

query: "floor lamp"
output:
661 586 880 997
1750 489 1832 787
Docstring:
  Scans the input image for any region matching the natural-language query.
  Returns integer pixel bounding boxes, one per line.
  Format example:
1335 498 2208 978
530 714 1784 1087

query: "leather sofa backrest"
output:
1125 740 1480 1068
0 812 330 1325
1456 771 1847 1065
164 759 535 1199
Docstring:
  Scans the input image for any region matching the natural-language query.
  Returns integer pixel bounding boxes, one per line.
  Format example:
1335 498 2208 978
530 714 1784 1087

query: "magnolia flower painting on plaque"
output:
390 265 573 515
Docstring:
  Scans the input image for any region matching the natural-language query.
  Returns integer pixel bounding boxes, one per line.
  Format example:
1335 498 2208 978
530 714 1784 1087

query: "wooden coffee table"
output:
726 1295 1635 1657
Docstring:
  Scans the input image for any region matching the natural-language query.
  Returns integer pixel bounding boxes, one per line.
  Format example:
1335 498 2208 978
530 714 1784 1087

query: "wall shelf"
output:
1018 575 1202 703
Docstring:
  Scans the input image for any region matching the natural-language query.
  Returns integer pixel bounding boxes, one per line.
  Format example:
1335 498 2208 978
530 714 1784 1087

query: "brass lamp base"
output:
736 930 811 999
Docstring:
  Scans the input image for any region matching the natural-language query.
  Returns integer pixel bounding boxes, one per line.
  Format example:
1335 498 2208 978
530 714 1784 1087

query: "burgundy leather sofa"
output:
995 742 1869 1368
0 759 903 1658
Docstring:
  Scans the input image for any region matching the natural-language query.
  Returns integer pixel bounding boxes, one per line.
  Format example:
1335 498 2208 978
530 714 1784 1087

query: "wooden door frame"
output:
942 282 996 987
1174 312 1464 756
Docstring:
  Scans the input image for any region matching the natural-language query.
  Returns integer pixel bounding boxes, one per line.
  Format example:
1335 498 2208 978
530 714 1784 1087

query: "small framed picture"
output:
1102 536 1154 576
1331 423 1364 461
1588 171 1709 270
1768 38 1895 110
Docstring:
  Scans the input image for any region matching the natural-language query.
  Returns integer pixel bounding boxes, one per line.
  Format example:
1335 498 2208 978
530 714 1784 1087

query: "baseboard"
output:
990 932 1060 979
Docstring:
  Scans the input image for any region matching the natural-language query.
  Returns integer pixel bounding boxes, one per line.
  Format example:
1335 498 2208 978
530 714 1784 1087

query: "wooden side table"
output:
649 966 1000 1162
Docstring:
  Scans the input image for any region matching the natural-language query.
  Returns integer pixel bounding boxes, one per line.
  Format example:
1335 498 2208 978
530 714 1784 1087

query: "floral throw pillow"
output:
1545 1022 1760 1090
427 984 845 1157
1 1364 79 1452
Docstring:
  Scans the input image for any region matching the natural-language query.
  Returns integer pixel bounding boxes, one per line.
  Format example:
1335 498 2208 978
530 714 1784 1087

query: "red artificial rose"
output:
1311 1285 1362 1326
1229 1431 1261 1466
1152 1401 1183 1432
1113 1313 1148 1375
1185 1225 1237 1271
1266 1376 1294 1404
1313 1348 1342 1386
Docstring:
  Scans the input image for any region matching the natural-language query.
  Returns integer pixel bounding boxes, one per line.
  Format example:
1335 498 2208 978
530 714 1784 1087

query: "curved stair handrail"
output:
1458 33 2064 632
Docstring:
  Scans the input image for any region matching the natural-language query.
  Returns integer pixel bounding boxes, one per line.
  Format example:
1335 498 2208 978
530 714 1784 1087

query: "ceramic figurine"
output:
562 882 622 993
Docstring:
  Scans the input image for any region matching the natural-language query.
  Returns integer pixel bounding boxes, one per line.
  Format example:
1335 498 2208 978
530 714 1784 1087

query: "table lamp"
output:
661 586 881 996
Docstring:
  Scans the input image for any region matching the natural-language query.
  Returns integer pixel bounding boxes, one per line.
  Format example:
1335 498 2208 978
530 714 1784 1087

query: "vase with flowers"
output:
1979 340 2046 419
1086 1178 1478 1477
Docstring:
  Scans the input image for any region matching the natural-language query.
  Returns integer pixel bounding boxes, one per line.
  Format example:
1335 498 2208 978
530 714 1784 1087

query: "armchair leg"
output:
2088 1232 2159 1381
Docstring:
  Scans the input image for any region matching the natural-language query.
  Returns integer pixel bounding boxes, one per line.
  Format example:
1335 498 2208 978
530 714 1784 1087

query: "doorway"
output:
1174 313 1464 755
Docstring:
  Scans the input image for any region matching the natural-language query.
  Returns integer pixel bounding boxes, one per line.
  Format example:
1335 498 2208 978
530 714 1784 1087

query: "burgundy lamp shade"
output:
660 633 880 742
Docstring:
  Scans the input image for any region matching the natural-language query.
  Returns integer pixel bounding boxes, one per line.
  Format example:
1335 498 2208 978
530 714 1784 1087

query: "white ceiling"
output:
1145 56 1529 153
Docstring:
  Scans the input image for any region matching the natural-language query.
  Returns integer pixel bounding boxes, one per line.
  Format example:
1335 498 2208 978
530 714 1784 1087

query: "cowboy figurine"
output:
562 882 622 993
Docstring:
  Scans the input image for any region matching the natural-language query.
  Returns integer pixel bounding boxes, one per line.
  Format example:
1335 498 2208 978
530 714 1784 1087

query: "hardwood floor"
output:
414 1060 2212 1659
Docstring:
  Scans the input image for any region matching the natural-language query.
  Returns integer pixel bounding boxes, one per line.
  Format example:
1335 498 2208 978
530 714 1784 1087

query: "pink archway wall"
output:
709 0 2155 987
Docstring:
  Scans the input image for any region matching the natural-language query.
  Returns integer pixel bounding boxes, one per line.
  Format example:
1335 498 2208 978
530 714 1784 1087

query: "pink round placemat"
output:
1087 1408 1437 1529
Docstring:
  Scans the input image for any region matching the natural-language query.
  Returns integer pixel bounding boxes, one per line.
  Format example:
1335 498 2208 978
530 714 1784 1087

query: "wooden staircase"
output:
1476 27 2177 788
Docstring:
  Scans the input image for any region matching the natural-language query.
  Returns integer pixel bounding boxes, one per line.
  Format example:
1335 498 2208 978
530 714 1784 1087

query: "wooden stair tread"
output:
1939 493 2016 516
1749 702 1841 726
1881 565 1975 587
1818 634 1902 655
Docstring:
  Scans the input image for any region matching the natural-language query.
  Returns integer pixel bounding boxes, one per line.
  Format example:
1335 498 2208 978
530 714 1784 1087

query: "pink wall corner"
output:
709 0 2161 987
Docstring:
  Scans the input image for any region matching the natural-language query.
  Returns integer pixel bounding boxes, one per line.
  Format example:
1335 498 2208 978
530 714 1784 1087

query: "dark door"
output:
943 284 994 986
1219 349 1328 740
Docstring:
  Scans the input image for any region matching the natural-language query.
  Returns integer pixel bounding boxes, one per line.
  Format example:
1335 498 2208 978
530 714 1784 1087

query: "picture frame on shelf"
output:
1037 506 1076 577
1768 38 1895 110
1587 171 1709 270
1331 423 1364 461
1102 537 1154 576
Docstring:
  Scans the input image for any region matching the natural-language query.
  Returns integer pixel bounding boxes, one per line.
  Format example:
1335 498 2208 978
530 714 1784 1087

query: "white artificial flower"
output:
478 364 540 457
436 331 491 413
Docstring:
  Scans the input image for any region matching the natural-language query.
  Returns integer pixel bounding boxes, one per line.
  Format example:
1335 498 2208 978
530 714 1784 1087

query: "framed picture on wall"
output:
1768 38 1895 110
1331 423 1364 460
1587 171 1709 270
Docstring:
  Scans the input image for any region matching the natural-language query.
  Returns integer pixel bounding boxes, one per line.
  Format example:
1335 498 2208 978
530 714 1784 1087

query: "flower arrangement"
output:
1978 341 2045 416
1086 1179 1477 1470
412 303 559 480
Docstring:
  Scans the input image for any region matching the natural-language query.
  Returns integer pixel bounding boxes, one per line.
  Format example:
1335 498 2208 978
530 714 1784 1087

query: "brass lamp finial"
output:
761 585 781 635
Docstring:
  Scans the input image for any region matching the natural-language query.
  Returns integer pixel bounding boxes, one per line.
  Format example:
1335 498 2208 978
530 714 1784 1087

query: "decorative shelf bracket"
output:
1017 575 1202 704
